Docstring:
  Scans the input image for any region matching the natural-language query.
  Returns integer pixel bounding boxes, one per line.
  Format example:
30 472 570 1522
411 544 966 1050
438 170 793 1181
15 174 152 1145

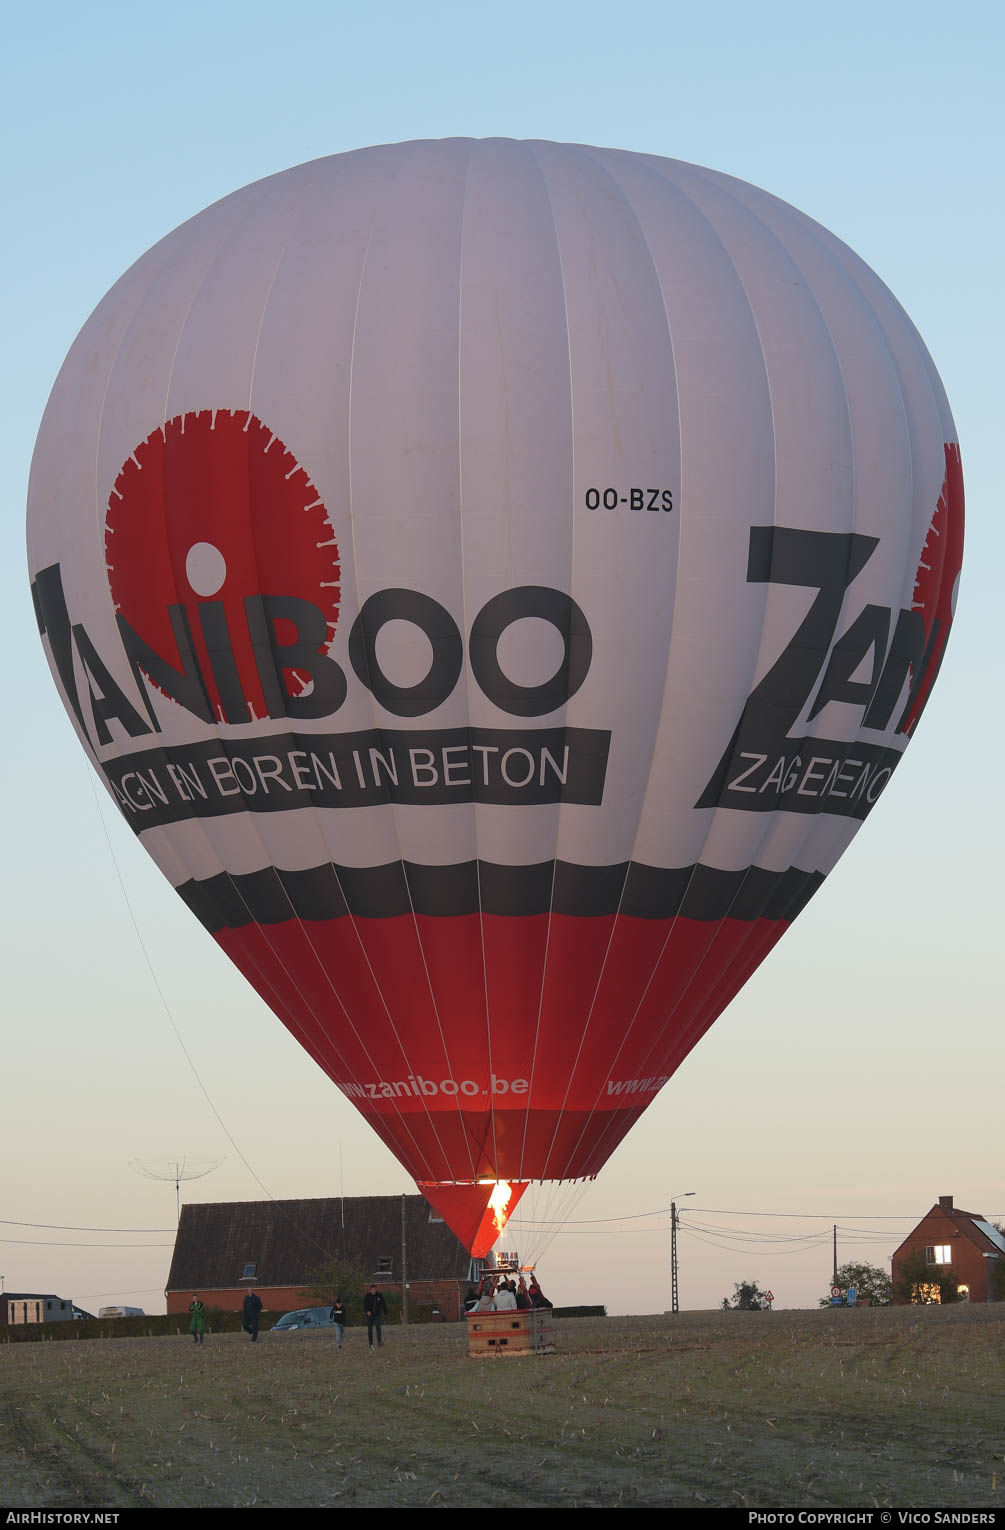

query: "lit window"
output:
925 1245 952 1264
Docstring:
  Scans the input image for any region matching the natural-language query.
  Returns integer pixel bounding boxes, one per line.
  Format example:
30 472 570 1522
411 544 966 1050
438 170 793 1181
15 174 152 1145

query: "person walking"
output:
242 1288 262 1342
363 1285 387 1349
188 1294 206 1345
330 1295 347 1348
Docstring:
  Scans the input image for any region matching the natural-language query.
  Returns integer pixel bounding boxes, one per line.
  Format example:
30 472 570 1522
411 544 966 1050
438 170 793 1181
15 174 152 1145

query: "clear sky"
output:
2 0 1001 1317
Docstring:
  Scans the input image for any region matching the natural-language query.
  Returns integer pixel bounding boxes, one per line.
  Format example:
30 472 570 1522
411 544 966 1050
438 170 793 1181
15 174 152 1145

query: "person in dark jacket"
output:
242 1288 262 1342
363 1285 388 1348
330 1296 347 1348
529 1274 553 1309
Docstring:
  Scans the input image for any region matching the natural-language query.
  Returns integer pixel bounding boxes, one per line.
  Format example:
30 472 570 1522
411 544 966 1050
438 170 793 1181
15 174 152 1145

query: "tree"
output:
893 1249 959 1305
301 1256 400 1322
721 1280 769 1311
818 1261 892 1307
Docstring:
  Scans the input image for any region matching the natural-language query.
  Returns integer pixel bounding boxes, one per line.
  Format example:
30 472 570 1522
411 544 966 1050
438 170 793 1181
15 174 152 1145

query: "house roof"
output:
165 1195 473 1292
1 1292 65 1302
892 1200 1004 1259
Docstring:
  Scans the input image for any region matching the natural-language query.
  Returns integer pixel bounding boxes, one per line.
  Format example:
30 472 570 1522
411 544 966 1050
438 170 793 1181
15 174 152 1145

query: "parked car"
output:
270 1306 336 1333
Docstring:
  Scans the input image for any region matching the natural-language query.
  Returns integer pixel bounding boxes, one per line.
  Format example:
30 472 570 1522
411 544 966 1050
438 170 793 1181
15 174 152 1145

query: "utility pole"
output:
671 1204 680 1313
670 1191 695 1313
401 1194 410 1325
833 1225 838 1288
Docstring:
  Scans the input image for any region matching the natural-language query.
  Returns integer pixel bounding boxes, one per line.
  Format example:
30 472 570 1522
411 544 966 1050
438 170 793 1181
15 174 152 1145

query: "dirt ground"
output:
1 1305 1001 1508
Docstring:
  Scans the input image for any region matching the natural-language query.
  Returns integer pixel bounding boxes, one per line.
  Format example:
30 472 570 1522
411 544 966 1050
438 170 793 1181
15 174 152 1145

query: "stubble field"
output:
1 1305 1001 1509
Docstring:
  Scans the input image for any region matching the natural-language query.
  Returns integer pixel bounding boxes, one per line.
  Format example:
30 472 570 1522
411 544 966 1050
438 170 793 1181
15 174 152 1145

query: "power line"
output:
0 1238 174 1248
77 1288 166 1300
684 1220 829 1245
690 1207 951 1220
0 1218 174 1233
512 1204 995 1226
683 1227 832 1257
510 1208 668 1226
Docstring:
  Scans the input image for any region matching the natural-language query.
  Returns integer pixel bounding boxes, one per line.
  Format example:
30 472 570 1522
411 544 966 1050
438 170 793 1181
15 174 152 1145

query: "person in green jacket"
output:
188 1294 206 1344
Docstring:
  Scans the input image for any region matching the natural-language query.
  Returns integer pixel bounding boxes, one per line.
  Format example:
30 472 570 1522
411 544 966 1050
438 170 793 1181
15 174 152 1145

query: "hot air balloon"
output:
27 140 963 1258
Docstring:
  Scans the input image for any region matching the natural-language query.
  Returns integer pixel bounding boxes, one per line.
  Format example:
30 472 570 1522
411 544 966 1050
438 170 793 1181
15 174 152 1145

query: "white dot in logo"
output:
185 541 227 596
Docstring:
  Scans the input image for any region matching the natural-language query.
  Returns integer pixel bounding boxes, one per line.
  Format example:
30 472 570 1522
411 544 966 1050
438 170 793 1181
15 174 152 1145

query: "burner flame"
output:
488 1180 513 1239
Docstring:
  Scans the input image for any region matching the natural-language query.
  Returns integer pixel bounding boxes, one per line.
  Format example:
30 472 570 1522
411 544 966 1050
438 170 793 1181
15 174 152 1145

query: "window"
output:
242 1263 257 1278
926 1245 952 1264
376 1257 393 1275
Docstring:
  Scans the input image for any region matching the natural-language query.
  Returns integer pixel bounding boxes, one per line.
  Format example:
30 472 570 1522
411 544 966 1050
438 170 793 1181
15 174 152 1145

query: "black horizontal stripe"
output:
176 860 825 933
100 724 611 827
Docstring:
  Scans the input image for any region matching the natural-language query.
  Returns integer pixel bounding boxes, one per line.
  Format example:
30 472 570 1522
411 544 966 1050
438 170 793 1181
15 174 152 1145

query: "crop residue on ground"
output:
1 1305 1002 1508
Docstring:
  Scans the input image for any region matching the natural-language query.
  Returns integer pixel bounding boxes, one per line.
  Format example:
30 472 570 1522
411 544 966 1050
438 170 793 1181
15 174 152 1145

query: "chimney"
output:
939 1195 954 1211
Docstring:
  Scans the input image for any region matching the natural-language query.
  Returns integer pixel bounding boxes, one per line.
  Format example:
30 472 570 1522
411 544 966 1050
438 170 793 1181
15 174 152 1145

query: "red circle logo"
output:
104 410 340 722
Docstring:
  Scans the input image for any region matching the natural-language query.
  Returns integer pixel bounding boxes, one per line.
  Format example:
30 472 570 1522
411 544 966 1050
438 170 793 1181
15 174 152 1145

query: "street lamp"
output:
670 1191 695 1313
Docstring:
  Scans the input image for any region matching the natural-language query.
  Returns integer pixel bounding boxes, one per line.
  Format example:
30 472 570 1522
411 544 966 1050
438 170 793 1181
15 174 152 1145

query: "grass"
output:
1 1305 1001 1508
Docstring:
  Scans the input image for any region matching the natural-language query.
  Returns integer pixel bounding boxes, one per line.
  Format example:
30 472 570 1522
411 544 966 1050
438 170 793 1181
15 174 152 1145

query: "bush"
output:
301 1258 406 1325
405 1304 444 1324
893 1249 959 1305
721 1281 769 1311
818 1262 892 1308
1 1309 287 1343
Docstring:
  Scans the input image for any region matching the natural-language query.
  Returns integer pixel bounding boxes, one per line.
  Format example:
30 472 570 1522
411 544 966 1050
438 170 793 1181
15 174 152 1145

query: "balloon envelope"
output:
27 141 963 1254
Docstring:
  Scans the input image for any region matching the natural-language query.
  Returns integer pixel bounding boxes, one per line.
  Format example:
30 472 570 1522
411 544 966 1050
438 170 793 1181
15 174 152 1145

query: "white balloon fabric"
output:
27 141 963 1253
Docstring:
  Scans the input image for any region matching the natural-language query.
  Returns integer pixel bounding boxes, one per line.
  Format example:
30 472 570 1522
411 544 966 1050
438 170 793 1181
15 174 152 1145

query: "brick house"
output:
165 1195 482 1321
891 1195 1005 1303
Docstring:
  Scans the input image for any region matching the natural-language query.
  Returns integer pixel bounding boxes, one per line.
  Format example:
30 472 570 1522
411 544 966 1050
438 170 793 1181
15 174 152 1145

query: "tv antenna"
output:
130 1156 224 1222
